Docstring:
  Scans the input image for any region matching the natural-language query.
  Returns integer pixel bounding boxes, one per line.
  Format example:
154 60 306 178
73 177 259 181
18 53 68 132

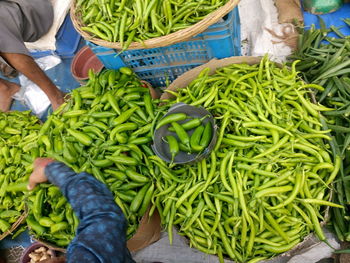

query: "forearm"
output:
45 162 124 221
45 162 132 262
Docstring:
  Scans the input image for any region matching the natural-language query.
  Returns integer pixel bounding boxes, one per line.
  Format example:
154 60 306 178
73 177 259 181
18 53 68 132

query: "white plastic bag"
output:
239 0 292 62
12 56 61 117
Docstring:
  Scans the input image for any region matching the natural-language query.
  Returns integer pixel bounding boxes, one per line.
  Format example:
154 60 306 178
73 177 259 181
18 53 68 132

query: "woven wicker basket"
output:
162 56 332 262
70 0 240 50
0 210 28 241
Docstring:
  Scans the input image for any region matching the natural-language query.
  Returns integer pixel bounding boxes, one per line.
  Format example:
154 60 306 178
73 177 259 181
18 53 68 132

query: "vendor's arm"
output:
28 158 134 263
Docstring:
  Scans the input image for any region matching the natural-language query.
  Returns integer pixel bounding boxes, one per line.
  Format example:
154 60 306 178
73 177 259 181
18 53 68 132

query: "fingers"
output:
27 163 41 191
27 178 37 191
27 158 55 191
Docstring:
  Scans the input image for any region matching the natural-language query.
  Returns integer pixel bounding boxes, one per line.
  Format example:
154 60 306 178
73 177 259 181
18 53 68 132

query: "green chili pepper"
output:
67 129 93 146
156 113 187 130
168 118 202 132
190 125 205 152
171 121 190 148
125 169 149 183
110 123 138 141
92 159 114 168
119 67 133 76
27 215 45 236
50 222 68 233
112 107 138 126
39 217 55 227
144 93 155 119
130 183 151 213
33 189 44 221
165 135 179 163
63 110 87 118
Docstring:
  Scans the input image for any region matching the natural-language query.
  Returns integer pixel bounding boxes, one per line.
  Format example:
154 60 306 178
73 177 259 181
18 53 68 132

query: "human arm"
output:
28 158 134 263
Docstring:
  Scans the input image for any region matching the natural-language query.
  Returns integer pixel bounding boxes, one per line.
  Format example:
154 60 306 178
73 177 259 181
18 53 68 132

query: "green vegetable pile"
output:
27 185 78 247
27 68 158 246
0 111 42 239
75 0 230 49
0 57 342 261
157 112 213 163
150 56 341 262
289 19 350 242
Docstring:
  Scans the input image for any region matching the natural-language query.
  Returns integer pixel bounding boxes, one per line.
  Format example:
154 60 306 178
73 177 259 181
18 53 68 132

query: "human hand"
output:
51 90 67 111
27 158 55 190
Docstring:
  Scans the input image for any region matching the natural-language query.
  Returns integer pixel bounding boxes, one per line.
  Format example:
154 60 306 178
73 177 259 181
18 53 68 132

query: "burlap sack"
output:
275 0 303 24
266 0 303 51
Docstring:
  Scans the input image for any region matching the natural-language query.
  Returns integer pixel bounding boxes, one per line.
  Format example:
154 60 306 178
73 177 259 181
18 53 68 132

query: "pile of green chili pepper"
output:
0 111 42 239
75 0 229 50
26 185 78 247
27 68 158 246
157 113 212 163
148 56 341 262
288 19 350 242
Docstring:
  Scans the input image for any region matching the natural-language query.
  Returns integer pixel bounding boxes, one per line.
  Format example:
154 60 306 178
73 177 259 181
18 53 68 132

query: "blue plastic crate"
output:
30 14 81 58
88 7 241 87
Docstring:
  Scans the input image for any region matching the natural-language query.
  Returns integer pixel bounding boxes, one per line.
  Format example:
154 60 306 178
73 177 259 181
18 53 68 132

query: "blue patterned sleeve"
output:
45 161 134 263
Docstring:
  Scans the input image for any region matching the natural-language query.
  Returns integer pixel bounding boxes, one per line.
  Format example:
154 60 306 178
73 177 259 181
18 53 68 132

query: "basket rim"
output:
0 210 28 241
70 0 240 50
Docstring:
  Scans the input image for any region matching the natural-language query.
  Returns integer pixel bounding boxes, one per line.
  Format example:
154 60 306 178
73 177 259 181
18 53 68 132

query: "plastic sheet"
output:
239 0 292 62
12 56 61 117
133 228 339 263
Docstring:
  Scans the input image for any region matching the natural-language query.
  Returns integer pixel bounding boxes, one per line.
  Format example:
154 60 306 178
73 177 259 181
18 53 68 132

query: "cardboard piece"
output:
127 208 161 252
